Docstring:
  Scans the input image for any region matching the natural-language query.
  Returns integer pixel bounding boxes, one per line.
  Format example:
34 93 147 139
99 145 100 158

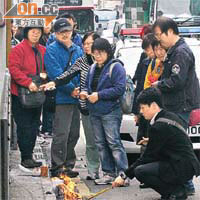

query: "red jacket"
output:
8 39 46 96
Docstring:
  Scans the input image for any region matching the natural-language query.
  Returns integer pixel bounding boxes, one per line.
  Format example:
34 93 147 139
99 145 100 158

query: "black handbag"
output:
18 50 46 109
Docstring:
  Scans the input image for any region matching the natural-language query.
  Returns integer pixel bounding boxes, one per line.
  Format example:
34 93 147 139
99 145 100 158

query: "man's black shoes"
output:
21 159 42 168
168 186 187 200
50 168 79 178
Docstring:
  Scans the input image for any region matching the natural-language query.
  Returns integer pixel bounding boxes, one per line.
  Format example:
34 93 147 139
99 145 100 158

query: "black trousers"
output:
12 95 41 161
134 162 185 196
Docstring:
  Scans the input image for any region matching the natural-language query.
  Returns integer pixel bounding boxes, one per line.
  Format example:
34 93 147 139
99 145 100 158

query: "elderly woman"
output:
8 27 46 168
40 32 100 179
80 38 129 185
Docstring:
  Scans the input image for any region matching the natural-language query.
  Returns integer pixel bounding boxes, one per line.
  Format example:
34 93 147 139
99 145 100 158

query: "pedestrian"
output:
39 23 55 138
47 13 82 49
40 32 101 180
8 26 46 168
80 38 129 185
11 20 20 48
152 16 200 195
44 18 83 178
131 33 155 147
132 33 155 115
143 39 165 89
112 87 200 200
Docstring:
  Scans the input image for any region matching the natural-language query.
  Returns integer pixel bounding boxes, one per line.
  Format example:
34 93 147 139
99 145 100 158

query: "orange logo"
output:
4 3 58 26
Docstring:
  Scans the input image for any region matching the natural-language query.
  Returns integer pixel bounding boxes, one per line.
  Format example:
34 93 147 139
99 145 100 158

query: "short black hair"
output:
137 87 163 108
82 32 100 44
23 27 43 39
153 16 179 35
151 38 161 50
142 33 156 50
92 38 113 60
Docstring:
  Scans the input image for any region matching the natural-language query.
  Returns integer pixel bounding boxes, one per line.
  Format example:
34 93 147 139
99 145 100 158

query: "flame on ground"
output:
52 174 82 200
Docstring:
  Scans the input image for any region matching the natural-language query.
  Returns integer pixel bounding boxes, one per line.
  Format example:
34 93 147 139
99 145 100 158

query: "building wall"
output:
124 0 150 28
0 0 6 70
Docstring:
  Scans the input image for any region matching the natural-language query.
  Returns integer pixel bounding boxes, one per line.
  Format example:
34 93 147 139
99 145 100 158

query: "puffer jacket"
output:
85 59 126 116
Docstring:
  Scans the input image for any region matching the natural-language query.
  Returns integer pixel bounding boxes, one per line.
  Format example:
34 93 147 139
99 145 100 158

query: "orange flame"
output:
58 174 82 200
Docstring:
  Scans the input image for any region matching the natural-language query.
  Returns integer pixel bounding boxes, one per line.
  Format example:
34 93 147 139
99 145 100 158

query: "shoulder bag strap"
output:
64 50 74 72
156 117 187 134
37 51 43 74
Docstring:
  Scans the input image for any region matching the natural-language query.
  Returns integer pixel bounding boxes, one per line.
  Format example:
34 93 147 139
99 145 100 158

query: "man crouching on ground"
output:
112 87 200 200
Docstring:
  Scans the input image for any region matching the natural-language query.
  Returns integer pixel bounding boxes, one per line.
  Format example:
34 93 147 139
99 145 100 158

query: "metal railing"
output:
0 68 11 200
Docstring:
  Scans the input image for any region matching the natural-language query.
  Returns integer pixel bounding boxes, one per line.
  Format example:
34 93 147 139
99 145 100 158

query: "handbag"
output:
189 109 200 126
18 50 46 109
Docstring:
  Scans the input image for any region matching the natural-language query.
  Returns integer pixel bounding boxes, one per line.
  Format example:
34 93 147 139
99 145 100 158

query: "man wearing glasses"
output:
44 18 83 178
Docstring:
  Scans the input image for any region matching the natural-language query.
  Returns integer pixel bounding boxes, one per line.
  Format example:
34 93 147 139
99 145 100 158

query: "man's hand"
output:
71 87 80 98
138 137 149 145
112 176 125 187
39 81 56 91
151 81 159 87
28 82 38 92
79 91 88 100
88 92 98 103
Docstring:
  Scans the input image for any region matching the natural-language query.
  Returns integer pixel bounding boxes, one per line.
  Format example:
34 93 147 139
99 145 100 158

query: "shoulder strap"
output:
37 51 43 73
156 117 186 134
64 50 74 72
109 62 120 78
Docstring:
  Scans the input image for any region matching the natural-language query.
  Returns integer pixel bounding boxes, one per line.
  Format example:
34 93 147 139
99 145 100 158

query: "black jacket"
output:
132 56 150 114
157 38 200 113
125 110 200 184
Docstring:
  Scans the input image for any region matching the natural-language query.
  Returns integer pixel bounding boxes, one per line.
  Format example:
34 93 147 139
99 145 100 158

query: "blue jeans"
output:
82 114 100 175
177 112 194 191
90 107 128 176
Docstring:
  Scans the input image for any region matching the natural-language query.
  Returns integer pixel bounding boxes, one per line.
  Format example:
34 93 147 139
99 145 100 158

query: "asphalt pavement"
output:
9 122 200 200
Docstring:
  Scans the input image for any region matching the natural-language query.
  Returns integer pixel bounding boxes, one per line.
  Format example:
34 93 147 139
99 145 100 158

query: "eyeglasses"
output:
92 51 106 57
58 30 72 36
83 42 93 46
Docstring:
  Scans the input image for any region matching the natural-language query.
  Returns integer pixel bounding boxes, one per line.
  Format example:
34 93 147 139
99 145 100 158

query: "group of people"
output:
8 13 200 200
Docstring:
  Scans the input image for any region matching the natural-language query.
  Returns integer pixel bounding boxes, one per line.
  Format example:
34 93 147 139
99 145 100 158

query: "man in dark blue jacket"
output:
152 16 200 195
44 18 83 178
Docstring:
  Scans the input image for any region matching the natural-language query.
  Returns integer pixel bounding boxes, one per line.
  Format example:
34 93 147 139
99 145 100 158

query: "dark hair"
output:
142 33 156 50
82 32 100 44
151 38 161 50
137 87 163 108
140 24 152 39
92 38 113 60
153 16 179 35
23 27 43 39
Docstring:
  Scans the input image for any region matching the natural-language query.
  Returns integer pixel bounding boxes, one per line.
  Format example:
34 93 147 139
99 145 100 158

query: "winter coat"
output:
44 40 83 104
125 110 200 184
85 59 126 116
157 38 200 112
8 39 46 96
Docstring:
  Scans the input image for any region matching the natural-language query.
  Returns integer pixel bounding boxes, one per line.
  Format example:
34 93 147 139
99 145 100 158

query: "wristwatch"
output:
119 171 127 180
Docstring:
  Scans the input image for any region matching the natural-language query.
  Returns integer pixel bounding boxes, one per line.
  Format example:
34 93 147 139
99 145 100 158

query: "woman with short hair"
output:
8 27 46 168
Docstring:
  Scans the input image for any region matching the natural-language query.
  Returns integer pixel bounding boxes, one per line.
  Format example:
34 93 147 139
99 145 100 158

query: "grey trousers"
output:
81 114 100 175
51 104 80 170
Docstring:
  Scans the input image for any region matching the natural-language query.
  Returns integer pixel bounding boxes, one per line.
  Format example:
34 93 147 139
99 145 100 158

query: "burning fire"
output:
52 174 82 200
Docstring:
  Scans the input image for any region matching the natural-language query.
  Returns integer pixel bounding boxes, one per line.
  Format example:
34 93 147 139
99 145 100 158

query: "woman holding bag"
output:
8 26 46 168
